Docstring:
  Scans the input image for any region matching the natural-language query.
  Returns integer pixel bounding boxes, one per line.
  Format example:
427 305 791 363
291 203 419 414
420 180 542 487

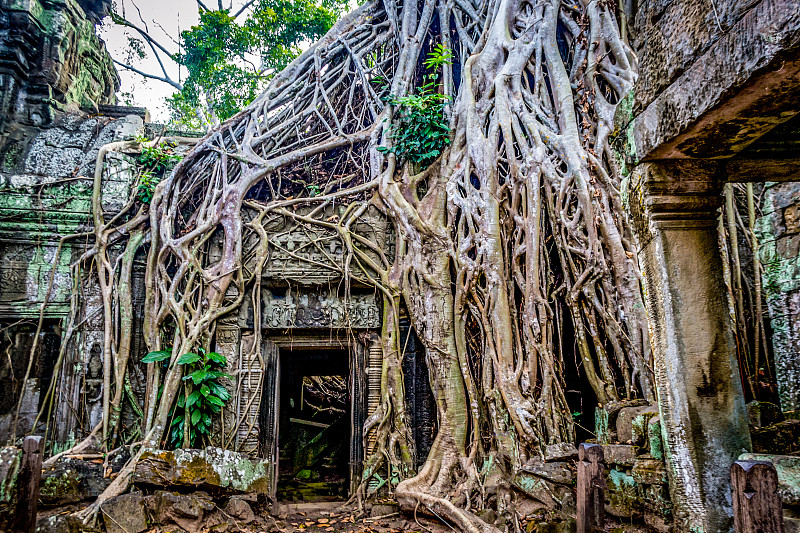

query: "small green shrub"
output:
377 44 453 168
142 347 232 448
136 139 182 203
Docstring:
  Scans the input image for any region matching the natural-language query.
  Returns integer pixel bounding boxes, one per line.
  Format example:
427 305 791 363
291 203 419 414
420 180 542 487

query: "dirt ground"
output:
257 501 454 533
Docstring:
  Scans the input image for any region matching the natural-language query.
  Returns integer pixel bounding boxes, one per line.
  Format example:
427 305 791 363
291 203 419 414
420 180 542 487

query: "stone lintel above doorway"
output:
238 286 381 329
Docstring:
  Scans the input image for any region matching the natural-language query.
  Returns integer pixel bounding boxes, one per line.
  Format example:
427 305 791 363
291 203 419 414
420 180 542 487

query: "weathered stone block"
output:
36 513 102 533
101 493 148 533
606 468 639 518
144 490 216 531
512 470 573 510
600 445 636 467
0 445 21 530
786 205 800 234
647 416 664 460
616 405 659 446
748 401 785 428
738 453 800 506
40 457 110 506
134 447 271 494
519 460 573 484
544 443 577 461
595 400 648 445
632 457 668 486
225 495 256 523
751 419 800 454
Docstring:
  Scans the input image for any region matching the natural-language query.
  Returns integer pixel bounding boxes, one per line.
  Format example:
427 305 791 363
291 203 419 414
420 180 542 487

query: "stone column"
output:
629 162 751 533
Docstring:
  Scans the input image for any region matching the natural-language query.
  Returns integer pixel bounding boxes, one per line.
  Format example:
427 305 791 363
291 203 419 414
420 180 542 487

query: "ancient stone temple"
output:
618 1 800 531
0 0 798 532
0 1 439 505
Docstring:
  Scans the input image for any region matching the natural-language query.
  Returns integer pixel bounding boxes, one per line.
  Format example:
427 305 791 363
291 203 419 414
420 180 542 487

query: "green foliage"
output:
174 347 232 448
164 0 347 128
145 347 232 448
136 139 182 203
377 45 453 168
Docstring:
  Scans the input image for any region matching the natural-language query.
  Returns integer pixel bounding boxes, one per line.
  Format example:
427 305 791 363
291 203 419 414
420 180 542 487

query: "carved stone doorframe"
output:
265 331 377 500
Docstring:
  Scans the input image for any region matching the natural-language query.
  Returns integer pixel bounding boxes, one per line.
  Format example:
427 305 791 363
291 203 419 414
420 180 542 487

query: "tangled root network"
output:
72 0 655 528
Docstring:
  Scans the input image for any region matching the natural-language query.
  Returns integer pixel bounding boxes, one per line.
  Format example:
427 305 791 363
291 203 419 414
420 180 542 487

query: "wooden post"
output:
577 443 605 533
731 460 784 533
13 436 44 533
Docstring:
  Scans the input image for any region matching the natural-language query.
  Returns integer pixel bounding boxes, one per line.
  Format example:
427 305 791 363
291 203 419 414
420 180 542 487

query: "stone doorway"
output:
275 347 350 501
258 334 370 502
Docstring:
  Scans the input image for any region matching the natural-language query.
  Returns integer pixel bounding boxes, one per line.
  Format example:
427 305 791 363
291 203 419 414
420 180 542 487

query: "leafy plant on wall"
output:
142 347 232 448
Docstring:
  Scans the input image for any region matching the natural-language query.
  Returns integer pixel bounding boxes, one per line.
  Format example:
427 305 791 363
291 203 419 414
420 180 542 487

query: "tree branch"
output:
112 59 183 90
233 0 258 18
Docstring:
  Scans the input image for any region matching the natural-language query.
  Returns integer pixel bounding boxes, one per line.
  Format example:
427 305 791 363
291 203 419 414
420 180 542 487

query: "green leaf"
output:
201 384 210 397
187 390 202 408
177 352 202 365
206 352 227 365
183 368 209 385
171 415 184 426
207 395 226 407
191 409 202 426
142 350 171 363
177 394 186 408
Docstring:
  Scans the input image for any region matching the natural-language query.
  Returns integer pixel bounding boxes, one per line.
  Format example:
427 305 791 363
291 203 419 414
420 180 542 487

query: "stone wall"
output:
0 109 144 442
0 0 119 130
757 182 800 413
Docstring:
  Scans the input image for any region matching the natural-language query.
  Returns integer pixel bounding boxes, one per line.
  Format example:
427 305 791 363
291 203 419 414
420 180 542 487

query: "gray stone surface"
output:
619 0 800 162
757 182 800 413
629 162 751 533
40 456 111 507
101 493 149 533
134 447 272 493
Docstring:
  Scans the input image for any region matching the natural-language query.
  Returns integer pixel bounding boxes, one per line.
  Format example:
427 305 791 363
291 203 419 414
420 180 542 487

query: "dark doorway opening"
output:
276 348 350 501
400 317 436 468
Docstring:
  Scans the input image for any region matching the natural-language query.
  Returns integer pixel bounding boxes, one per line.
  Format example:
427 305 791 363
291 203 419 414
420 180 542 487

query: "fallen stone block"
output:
519 459 574 484
513 470 572 510
40 457 110 507
101 493 149 533
134 447 271 494
145 490 217 532
225 495 256 523
544 443 577 461
36 513 103 533
600 445 636 467
738 453 800 506
616 405 659 447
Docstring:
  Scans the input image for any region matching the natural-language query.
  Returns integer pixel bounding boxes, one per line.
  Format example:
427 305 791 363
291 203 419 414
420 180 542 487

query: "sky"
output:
99 0 204 122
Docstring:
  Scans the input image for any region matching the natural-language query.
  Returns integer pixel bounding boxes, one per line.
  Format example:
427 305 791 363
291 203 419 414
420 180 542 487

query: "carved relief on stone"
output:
262 287 380 329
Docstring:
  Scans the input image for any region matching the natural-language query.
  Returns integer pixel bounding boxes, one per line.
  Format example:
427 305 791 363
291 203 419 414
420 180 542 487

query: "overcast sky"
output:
99 0 204 122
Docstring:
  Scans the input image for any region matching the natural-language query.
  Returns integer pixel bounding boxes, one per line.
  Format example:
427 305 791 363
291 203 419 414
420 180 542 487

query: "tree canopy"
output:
111 0 348 128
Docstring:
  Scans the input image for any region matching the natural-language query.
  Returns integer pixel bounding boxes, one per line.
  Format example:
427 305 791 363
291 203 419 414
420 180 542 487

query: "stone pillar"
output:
629 162 751 533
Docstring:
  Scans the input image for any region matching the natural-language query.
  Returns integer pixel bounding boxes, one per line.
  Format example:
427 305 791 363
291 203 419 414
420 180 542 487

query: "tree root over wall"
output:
44 0 655 529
